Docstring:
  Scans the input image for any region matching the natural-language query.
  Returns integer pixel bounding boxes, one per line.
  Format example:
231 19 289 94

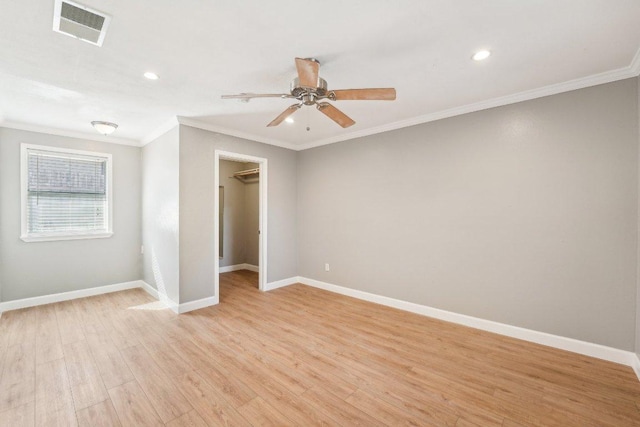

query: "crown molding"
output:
0 120 141 147
175 116 299 151
140 116 179 146
296 49 640 151
4 48 639 152
630 46 640 77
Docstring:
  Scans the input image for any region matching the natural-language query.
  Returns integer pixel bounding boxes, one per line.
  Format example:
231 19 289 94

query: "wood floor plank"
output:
1 270 640 425
0 401 35 427
34 304 64 365
171 372 250 426
120 345 192 423
108 381 163 427
55 300 86 346
4 308 37 348
72 297 108 335
165 410 208 427
84 332 135 390
35 358 77 426
236 396 294 427
76 400 122 427
346 388 443 426
63 340 109 410
302 385 386 426
132 328 193 378
0 343 36 413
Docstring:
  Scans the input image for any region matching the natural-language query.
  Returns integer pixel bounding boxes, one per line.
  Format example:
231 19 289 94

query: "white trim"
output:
20 231 113 242
0 120 139 147
295 60 640 151
4 48 639 152
629 47 640 77
219 264 246 273
264 276 300 291
139 280 159 299
0 278 217 317
140 116 179 146
177 297 218 314
299 277 639 369
135 280 179 313
20 144 113 243
178 117 299 151
631 354 640 382
0 280 144 313
243 263 260 273
214 150 268 298
177 46 640 153
219 263 259 273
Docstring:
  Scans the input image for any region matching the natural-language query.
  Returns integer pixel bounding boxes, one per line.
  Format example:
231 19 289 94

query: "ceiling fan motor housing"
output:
290 77 328 102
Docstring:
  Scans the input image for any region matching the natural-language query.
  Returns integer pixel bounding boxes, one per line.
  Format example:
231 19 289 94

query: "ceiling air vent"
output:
53 0 111 46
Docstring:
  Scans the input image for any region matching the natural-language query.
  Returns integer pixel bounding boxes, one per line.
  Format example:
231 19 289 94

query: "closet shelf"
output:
231 167 259 183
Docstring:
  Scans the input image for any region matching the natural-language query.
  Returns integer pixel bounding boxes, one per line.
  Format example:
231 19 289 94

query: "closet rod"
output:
232 167 259 177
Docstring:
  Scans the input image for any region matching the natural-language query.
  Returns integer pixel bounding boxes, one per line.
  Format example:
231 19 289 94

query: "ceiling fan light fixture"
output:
472 50 491 61
222 57 396 128
91 121 118 135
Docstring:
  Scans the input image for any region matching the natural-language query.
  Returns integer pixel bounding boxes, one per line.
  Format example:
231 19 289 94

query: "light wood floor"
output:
1 271 640 426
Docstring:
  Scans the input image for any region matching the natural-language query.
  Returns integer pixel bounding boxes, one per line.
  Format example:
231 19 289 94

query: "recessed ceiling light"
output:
144 72 159 80
472 50 491 61
285 117 294 124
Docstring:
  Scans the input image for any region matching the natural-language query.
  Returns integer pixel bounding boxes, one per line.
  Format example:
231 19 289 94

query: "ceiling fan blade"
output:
316 102 355 128
267 104 301 127
330 88 396 101
295 58 319 88
221 93 293 100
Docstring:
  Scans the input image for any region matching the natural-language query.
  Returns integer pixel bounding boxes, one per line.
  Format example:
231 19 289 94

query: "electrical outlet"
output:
324 263 330 272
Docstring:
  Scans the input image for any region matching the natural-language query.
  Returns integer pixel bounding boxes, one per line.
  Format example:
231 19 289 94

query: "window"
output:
21 144 112 242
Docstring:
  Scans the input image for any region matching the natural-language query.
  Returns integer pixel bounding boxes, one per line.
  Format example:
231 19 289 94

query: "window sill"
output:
20 232 113 243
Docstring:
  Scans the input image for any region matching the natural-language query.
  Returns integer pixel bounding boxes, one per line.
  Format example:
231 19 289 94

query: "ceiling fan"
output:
221 58 396 128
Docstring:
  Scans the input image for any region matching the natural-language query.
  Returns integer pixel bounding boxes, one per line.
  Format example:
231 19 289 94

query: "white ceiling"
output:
1 1 639 149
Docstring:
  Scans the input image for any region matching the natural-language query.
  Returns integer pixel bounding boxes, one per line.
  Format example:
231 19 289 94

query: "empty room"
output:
2 1 640 426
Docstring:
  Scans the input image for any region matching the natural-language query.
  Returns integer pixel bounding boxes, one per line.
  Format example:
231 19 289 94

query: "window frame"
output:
20 143 113 243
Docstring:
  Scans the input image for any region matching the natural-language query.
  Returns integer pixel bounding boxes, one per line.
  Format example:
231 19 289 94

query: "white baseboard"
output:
264 276 301 291
631 354 640 381
139 281 217 314
243 264 259 273
138 281 180 313
299 277 640 377
0 280 145 313
219 263 259 273
138 281 159 299
178 296 218 314
0 278 216 317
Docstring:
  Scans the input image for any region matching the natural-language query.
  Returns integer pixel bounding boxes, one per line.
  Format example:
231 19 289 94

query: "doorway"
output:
214 150 267 301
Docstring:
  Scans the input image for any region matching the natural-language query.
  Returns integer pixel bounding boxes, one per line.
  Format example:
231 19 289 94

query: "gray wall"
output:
179 125 297 303
298 78 639 351
636 75 640 357
0 127 142 301
142 127 180 304
219 159 249 267
244 162 260 267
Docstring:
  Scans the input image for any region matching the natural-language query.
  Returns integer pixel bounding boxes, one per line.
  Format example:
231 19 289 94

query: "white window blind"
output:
23 146 111 240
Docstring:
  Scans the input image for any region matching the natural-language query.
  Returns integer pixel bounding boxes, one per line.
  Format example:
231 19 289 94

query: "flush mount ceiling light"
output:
472 50 491 61
144 72 159 80
91 121 118 135
285 117 294 123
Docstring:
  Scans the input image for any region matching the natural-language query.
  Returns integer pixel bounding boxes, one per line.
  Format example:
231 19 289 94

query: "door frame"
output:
214 150 268 299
